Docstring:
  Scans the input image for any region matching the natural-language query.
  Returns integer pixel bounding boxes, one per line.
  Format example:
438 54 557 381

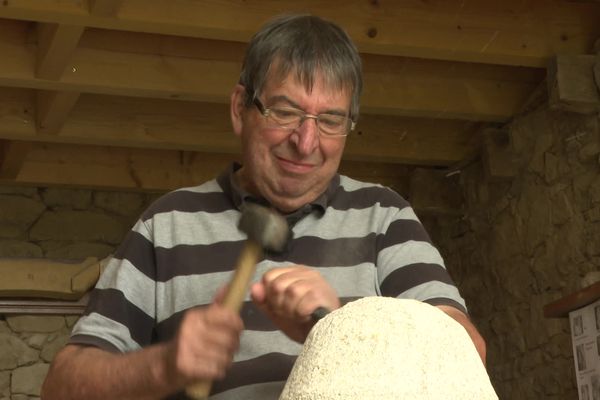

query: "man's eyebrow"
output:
266 95 298 107
266 95 348 116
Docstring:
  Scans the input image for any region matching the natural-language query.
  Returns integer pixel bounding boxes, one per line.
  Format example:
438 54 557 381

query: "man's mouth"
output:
276 156 316 174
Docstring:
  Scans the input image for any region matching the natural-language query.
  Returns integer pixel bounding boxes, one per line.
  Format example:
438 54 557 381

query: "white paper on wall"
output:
569 298 600 400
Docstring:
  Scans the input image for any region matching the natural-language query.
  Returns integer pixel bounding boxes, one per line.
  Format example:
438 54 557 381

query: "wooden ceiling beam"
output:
0 141 410 194
36 90 81 134
0 89 477 166
0 139 31 180
548 54 600 113
2 142 237 191
0 0 599 67
88 0 122 17
361 55 540 121
35 22 84 134
36 22 84 80
0 36 541 121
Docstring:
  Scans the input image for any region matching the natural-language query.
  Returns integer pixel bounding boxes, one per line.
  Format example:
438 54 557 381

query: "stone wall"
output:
428 105 600 399
0 187 158 399
0 186 157 259
0 315 77 399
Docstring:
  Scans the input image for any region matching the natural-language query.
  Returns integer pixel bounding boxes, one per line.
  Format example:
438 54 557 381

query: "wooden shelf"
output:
0 293 89 315
544 281 600 318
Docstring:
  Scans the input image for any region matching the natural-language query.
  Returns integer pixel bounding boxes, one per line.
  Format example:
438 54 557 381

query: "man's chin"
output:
269 189 322 212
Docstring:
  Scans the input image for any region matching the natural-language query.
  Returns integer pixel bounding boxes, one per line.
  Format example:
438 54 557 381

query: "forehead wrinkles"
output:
265 61 352 100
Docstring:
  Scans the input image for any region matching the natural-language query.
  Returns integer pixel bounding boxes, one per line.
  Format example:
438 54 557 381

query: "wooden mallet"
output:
185 203 291 399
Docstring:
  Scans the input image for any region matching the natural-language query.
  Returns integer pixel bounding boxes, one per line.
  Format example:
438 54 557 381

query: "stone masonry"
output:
428 105 600 399
0 188 158 399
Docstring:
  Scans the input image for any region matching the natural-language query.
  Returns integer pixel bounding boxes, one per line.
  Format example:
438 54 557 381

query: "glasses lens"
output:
268 107 303 129
262 103 350 136
318 114 348 135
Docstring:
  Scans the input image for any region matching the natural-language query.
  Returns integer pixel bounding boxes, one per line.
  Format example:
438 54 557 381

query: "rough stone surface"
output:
431 107 599 400
0 240 43 258
65 316 80 328
0 334 38 370
11 363 49 396
41 188 92 210
0 187 151 398
25 334 48 350
41 241 114 259
281 298 497 400
30 211 126 244
0 371 9 398
550 190 574 226
590 176 600 204
6 316 65 333
0 186 37 196
94 191 146 217
581 271 600 287
0 196 45 239
40 332 69 362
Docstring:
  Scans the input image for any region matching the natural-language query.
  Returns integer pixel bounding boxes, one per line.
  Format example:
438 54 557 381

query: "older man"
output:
42 14 485 400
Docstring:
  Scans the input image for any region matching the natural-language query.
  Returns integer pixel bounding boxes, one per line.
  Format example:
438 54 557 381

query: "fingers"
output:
167 303 243 385
269 275 314 319
213 285 229 304
249 280 267 305
250 266 339 343
259 266 340 321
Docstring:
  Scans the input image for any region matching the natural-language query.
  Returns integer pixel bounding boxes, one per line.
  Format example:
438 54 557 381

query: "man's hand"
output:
42 300 243 400
165 302 244 387
250 266 340 343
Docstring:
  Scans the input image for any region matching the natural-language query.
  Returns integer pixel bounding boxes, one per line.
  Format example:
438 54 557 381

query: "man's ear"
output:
230 84 247 137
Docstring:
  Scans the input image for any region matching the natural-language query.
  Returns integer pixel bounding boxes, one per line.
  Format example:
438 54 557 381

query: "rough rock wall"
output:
0 186 157 259
429 106 600 400
0 187 158 399
0 315 77 400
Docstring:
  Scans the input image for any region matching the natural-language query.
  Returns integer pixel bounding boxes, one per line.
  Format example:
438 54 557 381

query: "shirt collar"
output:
217 162 339 224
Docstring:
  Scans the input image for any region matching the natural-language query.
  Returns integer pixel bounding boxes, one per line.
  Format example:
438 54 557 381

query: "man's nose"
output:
291 117 319 155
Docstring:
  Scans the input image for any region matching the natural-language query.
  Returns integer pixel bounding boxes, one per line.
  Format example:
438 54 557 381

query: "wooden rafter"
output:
36 90 81 134
0 0 599 67
0 141 410 194
0 88 478 166
0 139 31 179
0 35 542 121
548 54 600 113
35 22 84 134
36 22 84 80
0 1 596 193
88 0 122 17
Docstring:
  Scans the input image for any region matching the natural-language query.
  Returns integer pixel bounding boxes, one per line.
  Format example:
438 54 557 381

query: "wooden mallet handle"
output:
185 240 263 399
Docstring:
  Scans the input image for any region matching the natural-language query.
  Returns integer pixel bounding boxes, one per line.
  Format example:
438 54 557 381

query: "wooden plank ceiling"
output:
0 0 598 194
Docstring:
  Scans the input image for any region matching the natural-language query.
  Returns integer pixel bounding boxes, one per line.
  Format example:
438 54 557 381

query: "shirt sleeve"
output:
375 197 468 314
70 218 158 353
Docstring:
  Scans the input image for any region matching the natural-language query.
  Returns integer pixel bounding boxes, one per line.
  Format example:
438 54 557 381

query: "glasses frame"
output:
251 95 356 137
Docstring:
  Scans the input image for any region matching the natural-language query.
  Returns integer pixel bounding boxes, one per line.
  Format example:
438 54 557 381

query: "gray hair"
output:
239 14 363 121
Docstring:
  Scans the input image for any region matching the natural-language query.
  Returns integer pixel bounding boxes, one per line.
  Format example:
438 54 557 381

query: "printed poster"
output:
570 298 600 400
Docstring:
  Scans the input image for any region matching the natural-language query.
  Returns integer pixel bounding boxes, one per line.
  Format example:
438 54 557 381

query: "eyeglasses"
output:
252 96 355 137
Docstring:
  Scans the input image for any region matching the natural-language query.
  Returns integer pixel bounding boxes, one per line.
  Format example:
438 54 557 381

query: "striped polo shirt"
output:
70 164 467 399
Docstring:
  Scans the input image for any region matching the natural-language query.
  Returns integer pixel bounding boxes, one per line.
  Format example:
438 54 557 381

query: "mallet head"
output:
238 203 291 252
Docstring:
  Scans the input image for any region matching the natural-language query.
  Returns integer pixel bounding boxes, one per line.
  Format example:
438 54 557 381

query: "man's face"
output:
231 71 351 213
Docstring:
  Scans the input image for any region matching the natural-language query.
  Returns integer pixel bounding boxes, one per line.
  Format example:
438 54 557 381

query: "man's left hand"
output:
250 266 340 343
